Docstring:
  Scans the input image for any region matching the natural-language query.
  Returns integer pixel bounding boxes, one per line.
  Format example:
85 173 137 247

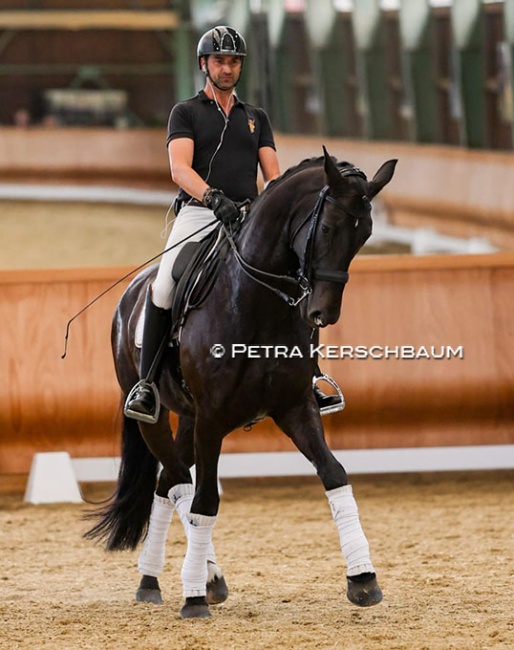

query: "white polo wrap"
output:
137 493 174 577
169 483 218 565
180 513 217 598
326 484 375 577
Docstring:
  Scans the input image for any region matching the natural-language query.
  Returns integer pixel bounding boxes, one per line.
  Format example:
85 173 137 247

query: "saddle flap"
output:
171 226 228 333
172 241 202 283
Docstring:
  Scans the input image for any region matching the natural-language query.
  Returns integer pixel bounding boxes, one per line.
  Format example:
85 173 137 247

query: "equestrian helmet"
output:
197 26 247 68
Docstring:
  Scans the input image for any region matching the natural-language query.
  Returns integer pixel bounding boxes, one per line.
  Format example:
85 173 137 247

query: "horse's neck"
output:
239 170 321 272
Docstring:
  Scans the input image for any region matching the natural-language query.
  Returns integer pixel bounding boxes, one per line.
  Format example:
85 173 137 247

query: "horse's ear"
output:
367 159 398 199
323 145 342 189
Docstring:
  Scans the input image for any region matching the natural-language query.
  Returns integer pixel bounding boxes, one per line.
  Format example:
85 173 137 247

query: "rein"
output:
227 173 364 307
224 230 310 307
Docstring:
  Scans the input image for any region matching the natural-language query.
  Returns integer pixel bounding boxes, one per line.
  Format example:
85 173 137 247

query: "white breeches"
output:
152 206 218 310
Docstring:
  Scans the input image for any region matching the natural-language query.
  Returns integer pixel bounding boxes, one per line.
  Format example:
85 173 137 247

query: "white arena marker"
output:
24 452 82 504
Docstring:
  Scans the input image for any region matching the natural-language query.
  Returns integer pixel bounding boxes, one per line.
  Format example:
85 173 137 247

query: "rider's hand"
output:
208 190 239 226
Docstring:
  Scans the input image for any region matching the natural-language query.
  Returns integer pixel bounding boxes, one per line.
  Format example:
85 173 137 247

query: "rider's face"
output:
205 55 243 90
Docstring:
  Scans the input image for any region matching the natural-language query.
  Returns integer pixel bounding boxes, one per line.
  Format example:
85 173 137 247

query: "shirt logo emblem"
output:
248 118 255 134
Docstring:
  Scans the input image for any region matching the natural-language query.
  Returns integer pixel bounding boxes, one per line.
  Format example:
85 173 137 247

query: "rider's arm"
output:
259 146 280 185
168 137 209 202
169 136 238 224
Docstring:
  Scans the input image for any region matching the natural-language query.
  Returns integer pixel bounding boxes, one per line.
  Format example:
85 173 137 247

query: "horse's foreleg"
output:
274 403 382 608
326 485 382 607
134 411 191 605
172 414 229 605
179 419 224 619
136 413 228 608
138 409 192 489
169 482 228 606
136 493 174 604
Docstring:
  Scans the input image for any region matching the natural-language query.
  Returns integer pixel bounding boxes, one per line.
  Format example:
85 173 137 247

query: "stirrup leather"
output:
313 374 345 416
124 380 161 424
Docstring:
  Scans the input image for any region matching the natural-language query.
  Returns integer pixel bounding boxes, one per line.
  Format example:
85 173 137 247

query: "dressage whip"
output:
61 219 218 359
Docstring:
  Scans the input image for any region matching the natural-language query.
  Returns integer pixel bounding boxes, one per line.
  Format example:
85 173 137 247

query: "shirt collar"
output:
198 89 244 107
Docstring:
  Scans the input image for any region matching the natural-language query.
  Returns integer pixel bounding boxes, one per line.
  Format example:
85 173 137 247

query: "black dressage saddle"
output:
170 226 230 336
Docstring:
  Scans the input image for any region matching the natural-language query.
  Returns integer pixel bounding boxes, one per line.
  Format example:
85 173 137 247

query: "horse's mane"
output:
252 154 352 214
249 156 324 214
268 155 325 189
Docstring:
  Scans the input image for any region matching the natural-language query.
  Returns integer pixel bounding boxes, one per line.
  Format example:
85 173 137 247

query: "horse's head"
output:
294 147 397 328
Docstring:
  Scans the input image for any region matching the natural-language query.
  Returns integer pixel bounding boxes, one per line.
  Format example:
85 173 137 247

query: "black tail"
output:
84 411 158 551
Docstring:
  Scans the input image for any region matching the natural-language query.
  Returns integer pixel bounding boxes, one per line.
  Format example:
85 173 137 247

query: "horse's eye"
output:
321 225 330 234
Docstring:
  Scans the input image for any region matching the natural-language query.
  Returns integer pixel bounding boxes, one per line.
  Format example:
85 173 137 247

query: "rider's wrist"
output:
202 186 220 208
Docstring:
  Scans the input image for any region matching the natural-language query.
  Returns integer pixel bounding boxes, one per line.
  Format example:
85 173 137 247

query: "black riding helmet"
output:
197 26 247 70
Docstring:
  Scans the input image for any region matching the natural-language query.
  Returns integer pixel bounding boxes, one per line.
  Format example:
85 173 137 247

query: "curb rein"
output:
226 167 367 308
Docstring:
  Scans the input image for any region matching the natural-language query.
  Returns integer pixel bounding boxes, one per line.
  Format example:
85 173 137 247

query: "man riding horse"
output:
124 25 345 423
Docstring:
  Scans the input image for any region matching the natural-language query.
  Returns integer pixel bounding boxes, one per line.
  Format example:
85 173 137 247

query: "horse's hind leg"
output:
274 403 382 608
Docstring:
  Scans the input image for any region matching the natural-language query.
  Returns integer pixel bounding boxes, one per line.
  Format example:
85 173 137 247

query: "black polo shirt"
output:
166 90 276 203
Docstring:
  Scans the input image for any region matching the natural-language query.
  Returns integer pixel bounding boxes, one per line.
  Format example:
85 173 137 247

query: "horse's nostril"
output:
312 312 325 327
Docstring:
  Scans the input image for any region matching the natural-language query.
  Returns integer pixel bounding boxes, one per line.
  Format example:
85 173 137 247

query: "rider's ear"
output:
367 159 398 198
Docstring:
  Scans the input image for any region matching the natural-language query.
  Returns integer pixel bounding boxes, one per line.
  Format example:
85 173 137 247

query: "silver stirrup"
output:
124 380 161 424
313 374 346 416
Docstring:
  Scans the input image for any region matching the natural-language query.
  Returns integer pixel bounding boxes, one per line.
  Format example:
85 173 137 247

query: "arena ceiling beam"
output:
0 11 179 31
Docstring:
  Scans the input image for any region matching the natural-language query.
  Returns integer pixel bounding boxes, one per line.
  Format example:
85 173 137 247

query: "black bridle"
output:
293 186 350 287
291 166 368 288
225 166 368 307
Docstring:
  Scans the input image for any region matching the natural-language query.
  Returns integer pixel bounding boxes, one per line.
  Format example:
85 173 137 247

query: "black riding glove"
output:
204 189 239 226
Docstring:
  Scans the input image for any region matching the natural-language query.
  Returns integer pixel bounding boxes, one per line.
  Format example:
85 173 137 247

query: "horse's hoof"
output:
180 597 211 619
346 573 383 607
206 574 229 605
135 588 163 605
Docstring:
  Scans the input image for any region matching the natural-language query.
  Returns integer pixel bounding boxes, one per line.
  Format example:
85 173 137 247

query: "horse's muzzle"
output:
303 280 345 328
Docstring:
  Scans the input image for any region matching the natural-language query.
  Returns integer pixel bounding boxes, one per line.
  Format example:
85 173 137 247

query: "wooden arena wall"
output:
1 253 513 475
2 127 514 248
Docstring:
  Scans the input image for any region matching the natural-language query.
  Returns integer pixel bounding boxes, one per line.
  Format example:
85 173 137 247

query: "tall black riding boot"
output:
124 288 171 424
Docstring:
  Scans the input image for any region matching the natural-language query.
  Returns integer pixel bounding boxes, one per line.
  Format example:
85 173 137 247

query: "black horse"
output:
86 147 397 618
